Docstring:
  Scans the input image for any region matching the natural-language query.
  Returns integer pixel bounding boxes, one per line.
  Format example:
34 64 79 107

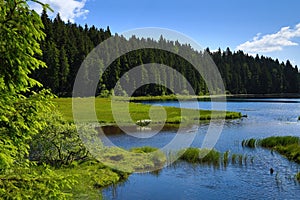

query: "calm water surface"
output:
102 98 300 199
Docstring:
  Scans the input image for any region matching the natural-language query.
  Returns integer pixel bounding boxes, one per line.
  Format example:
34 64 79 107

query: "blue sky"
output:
32 0 300 67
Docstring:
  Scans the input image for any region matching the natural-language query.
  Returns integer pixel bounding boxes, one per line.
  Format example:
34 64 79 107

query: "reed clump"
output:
178 148 247 167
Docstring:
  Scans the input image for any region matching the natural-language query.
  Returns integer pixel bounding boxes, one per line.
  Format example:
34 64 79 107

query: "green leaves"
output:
0 0 46 94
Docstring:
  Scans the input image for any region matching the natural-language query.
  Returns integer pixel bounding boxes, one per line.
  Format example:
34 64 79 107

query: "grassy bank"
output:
53 97 241 125
242 136 300 163
54 146 166 198
54 160 128 199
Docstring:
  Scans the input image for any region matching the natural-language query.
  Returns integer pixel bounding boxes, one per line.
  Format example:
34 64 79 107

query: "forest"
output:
32 11 300 97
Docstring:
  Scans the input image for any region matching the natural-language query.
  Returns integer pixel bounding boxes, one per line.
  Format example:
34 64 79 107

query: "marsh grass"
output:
223 150 229 166
177 148 247 167
242 138 257 148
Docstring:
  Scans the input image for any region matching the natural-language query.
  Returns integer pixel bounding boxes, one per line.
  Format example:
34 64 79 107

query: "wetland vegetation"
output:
242 136 300 180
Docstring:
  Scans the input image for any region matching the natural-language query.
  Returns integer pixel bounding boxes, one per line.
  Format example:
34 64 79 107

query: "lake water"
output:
102 98 300 199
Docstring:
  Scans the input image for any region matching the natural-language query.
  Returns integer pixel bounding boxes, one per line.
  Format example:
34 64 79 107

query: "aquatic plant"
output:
231 154 238 164
223 150 230 166
178 148 221 165
177 148 247 168
242 138 257 148
238 155 243 165
296 172 300 181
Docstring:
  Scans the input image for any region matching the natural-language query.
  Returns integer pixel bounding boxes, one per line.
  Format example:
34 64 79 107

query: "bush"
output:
30 111 90 167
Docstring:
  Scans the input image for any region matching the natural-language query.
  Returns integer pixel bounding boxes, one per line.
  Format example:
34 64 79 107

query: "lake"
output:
102 98 300 199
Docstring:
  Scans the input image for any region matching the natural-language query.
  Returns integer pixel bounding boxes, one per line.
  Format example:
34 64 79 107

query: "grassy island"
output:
53 97 242 125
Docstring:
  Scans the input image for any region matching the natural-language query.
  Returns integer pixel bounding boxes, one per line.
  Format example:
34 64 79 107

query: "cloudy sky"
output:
31 0 300 67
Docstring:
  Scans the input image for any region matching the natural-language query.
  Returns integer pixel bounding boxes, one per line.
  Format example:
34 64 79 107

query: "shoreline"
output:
129 93 300 102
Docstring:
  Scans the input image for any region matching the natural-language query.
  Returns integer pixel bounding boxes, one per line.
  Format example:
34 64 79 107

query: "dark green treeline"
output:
32 12 300 97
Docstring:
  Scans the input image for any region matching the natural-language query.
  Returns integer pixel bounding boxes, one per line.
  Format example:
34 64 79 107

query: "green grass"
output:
53 97 241 125
91 146 166 173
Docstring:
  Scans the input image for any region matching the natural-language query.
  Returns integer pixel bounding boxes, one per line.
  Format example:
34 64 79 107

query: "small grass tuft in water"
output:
223 150 229 166
231 154 237 164
242 138 257 148
296 172 300 181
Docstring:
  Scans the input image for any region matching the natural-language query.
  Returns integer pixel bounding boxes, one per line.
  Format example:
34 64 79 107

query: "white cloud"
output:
237 23 300 53
30 0 89 22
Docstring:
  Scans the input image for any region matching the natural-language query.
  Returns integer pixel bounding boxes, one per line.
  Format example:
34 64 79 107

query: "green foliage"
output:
0 164 75 199
0 0 46 93
0 1 81 198
0 0 51 171
30 111 90 167
0 90 53 170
